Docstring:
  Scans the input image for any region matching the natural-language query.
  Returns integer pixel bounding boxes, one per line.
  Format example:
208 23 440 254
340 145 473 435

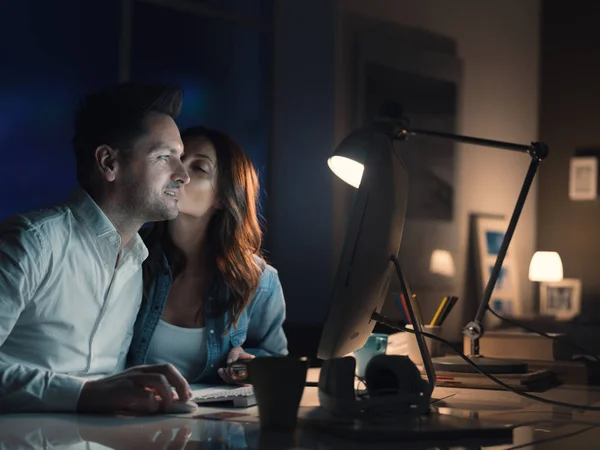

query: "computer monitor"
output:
317 131 409 360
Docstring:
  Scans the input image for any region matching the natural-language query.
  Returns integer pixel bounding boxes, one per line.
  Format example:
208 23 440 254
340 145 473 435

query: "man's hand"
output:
217 347 255 385
77 364 192 414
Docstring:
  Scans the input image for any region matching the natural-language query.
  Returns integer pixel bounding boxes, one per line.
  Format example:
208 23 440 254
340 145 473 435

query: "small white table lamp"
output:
528 251 564 282
430 249 456 278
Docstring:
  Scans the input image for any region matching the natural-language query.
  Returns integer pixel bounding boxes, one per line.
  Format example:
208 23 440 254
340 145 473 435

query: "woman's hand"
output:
217 347 255 385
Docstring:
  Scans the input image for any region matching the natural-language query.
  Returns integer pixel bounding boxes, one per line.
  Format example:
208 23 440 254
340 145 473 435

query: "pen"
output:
430 296 449 326
438 296 458 326
392 292 409 323
410 294 425 326
393 292 412 324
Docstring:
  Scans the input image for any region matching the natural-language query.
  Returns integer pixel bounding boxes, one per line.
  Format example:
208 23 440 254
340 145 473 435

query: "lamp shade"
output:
429 249 456 277
327 156 364 188
328 129 384 188
528 251 563 282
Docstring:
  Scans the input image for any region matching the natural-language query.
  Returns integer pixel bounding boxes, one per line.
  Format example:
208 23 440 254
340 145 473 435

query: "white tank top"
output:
145 320 207 382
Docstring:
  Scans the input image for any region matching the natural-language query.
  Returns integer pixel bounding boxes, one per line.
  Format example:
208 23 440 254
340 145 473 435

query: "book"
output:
525 359 594 385
430 368 559 392
463 330 573 361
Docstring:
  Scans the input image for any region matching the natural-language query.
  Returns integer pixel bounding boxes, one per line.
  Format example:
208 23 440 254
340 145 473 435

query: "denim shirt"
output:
127 254 288 383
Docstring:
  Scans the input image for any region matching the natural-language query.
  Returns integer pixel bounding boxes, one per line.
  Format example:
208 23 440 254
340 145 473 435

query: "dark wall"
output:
538 0 600 317
0 0 271 222
269 0 338 331
0 0 121 219
129 2 272 215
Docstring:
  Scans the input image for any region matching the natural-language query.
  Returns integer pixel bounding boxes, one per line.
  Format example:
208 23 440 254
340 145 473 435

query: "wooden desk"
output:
2 369 600 449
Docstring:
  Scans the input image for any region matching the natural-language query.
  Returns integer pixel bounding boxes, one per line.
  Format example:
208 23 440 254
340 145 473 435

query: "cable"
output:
487 306 600 363
509 419 600 430
503 425 595 450
394 324 600 411
355 375 368 393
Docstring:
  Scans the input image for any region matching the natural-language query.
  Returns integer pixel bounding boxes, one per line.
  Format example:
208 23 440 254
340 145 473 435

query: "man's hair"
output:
72 82 183 189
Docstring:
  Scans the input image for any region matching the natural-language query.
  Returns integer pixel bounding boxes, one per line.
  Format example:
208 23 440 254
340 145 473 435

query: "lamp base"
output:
432 355 528 374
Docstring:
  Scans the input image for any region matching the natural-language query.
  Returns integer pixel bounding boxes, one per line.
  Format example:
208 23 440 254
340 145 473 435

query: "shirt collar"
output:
126 233 149 264
65 187 148 263
65 187 117 238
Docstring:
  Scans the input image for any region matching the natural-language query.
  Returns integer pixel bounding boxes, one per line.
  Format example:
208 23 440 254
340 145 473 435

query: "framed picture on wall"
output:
473 216 521 319
540 278 582 320
569 157 597 200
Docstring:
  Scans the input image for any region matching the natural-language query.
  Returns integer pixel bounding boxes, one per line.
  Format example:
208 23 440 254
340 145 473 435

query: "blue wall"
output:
0 0 271 221
0 0 121 219
130 2 271 212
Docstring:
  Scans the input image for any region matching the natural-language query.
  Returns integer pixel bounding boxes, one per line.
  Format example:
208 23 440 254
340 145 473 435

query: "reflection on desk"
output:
0 414 254 450
0 408 587 449
0 414 248 450
3 377 600 449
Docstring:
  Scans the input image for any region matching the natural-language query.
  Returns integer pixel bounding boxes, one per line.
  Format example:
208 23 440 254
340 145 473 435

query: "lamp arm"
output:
466 156 542 355
392 126 548 356
400 128 548 158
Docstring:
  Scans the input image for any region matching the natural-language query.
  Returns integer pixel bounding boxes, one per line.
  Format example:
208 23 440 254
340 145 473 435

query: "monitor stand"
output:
375 255 438 392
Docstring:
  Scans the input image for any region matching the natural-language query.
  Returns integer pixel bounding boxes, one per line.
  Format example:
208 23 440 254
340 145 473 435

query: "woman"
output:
127 126 288 385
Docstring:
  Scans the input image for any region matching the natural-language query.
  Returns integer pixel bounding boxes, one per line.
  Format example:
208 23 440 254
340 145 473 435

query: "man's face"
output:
115 112 189 222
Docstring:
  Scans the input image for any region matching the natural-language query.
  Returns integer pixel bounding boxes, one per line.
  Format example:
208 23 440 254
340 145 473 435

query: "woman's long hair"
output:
142 126 264 329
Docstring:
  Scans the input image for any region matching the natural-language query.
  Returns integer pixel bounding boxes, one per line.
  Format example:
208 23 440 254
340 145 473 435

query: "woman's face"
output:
177 137 220 218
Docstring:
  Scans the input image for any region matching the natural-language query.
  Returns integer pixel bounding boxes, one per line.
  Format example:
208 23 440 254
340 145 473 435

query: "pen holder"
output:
405 325 444 366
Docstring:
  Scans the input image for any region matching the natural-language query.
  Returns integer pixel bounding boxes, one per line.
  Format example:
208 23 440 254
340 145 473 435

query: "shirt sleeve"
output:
0 217 86 413
244 266 289 357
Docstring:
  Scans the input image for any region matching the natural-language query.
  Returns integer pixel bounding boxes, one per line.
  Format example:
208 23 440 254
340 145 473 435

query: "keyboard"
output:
190 384 256 408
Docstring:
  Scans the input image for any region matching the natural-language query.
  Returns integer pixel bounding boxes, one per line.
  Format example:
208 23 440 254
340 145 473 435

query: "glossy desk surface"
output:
2 368 600 449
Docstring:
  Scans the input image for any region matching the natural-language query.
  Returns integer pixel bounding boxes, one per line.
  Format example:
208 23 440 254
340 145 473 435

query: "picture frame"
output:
569 156 597 200
540 278 582 320
473 216 521 320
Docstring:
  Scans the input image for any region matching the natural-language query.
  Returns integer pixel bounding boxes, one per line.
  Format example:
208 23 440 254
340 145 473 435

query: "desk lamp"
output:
529 251 563 283
430 249 456 278
329 102 549 374
529 251 564 318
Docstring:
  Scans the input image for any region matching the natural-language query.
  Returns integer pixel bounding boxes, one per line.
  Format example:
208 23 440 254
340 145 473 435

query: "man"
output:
0 82 192 413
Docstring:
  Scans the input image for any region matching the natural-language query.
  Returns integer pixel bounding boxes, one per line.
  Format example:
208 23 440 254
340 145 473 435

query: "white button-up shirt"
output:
0 188 148 413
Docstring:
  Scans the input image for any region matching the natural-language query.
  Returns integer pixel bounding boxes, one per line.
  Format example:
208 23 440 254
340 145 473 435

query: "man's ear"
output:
95 145 119 182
